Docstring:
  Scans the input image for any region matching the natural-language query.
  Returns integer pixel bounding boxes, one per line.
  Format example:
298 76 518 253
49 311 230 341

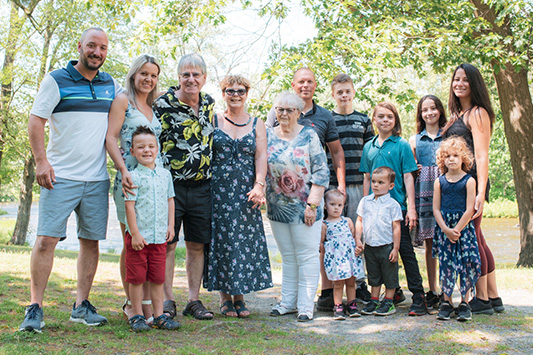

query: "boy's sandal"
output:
220 300 238 317
153 314 181 330
163 300 177 319
233 300 250 318
182 300 214 320
122 299 132 320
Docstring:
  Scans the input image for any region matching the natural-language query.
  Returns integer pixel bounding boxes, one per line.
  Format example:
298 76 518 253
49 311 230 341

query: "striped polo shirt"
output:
31 60 122 181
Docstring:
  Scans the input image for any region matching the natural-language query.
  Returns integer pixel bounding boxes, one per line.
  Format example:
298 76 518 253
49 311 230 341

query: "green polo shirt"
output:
360 135 418 210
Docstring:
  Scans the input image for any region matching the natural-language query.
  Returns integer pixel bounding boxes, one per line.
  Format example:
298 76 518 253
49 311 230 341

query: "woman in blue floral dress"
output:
266 92 329 322
207 75 272 318
106 54 162 320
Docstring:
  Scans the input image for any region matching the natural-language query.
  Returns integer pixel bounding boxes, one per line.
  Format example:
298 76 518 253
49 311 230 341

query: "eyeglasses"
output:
275 107 297 115
180 72 203 79
225 89 247 97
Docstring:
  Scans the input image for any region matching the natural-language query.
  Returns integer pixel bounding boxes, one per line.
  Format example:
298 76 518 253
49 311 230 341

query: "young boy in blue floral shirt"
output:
124 126 180 332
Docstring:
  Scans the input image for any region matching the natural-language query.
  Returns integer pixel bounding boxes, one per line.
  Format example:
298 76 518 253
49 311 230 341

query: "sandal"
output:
163 300 177 319
233 300 250 318
220 300 238 317
142 300 153 325
122 299 132 320
182 300 214 320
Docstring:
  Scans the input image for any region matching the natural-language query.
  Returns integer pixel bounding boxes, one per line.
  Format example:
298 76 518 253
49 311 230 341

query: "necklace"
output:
224 115 252 127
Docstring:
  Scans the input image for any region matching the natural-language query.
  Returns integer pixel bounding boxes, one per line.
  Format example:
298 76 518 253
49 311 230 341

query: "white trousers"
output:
270 220 322 316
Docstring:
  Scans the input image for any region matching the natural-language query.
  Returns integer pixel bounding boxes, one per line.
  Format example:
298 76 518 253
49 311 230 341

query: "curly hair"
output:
436 137 474 174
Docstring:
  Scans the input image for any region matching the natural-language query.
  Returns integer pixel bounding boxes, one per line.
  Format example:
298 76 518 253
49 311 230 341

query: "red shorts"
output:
125 231 166 284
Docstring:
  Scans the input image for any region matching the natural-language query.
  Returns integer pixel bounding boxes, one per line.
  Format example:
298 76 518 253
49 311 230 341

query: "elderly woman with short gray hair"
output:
266 92 329 322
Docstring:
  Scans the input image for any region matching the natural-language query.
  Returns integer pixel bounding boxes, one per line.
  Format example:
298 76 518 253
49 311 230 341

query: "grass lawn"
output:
0 245 532 354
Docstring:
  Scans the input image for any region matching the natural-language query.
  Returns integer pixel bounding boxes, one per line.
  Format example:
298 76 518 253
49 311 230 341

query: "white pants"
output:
270 220 322 316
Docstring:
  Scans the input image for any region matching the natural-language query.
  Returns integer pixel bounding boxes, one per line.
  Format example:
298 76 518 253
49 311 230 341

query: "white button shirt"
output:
356 193 403 247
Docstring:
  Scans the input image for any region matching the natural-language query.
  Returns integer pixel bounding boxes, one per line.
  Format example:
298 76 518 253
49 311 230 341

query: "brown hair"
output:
324 189 345 203
219 74 251 92
131 125 156 144
372 102 402 136
415 95 447 133
330 73 354 89
436 137 474 174
372 166 396 183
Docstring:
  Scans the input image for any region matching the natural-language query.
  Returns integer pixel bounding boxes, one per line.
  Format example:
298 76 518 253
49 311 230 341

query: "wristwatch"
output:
307 203 318 210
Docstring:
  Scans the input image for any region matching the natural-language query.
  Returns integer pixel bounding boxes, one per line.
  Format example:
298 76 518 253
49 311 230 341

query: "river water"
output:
0 201 521 264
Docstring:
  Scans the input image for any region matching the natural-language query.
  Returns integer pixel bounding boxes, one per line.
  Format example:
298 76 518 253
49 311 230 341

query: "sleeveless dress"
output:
207 116 273 295
113 104 162 224
323 217 365 281
414 130 442 246
432 174 481 297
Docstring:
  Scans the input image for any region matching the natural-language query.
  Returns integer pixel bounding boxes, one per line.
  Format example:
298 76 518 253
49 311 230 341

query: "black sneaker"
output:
490 297 505 313
394 288 406 305
469 297 494 315
316 292 334 312
345 300 361 318
355 282 371 304
457 302 472 322
436 301 453 321
425 291 441 310
408 293 429 316
333 304 345 321
375 299 396 316
361 299 379 315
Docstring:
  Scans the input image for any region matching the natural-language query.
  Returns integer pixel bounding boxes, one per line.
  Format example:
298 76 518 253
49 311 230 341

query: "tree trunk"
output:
10 154 35 245
492 63 533 267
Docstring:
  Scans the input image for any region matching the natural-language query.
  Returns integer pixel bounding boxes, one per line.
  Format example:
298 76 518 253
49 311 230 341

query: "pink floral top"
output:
266 126 329 224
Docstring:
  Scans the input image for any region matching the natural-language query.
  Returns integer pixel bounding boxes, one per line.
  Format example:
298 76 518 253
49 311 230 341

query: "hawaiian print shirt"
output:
266 126 329 224
153 87 215 181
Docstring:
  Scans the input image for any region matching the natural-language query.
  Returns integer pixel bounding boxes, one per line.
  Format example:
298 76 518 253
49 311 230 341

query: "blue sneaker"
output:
70 300 108 326
19 303 45 333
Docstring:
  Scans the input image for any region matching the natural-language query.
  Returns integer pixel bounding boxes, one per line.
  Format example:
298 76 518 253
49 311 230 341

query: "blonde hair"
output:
436 137 474 174
125 54 160 108
219 74 251 92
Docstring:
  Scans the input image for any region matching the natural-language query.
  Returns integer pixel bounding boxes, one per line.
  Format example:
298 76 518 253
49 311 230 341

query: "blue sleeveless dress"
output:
207 116 273 295
112 104 162 224
323 217 365 281
432 174 481 297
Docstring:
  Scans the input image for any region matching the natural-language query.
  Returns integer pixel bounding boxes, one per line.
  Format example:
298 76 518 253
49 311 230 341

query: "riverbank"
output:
0 245 532 354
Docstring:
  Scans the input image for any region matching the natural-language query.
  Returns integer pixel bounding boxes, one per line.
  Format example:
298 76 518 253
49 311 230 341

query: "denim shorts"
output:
37 177 109 240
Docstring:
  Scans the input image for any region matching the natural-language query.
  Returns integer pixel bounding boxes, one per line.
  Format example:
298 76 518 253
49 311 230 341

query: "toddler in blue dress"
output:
320 189 365 320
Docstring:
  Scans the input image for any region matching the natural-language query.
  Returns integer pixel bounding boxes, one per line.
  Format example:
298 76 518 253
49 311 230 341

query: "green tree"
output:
263 0 533 266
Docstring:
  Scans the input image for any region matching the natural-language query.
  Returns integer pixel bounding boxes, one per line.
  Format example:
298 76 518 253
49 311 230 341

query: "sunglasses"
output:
225 89 247 97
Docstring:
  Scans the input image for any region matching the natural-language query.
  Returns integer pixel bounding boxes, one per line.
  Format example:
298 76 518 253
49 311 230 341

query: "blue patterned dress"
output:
207 117 273 295
113 104 162 224
323 217 365 281
432 174 481 297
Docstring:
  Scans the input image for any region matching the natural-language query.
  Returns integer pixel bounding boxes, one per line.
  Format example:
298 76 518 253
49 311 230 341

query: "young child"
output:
360 102 428 316
408 95 447 310
433 137 481 322
124 126 180 332
320 189 366 320
355 166 403 316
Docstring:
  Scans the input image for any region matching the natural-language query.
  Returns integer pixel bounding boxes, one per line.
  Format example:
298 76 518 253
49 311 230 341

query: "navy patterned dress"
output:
432 174 481 297
207 117 273 295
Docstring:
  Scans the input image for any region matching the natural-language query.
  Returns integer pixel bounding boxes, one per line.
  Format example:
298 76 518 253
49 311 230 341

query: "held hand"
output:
132 234 148 251
166 226 175 243
389 249 398 263
121 170 137 198
405 209 418 231
355 241 364 256
472 194 485 219
247 184 265 209
304 206 317 227
35 159 56 190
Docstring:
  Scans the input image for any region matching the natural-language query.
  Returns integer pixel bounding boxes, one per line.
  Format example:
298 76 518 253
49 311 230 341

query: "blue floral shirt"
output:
266 126 329 224
125 164 175 244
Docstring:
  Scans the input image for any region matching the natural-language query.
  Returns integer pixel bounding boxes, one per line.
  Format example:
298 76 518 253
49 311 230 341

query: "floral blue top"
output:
266 126 329 224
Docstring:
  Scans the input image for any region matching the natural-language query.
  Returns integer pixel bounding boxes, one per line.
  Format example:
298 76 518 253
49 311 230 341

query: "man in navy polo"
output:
20 28 121 332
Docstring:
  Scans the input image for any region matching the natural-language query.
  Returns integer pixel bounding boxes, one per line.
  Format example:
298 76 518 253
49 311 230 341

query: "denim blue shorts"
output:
37 177 109 240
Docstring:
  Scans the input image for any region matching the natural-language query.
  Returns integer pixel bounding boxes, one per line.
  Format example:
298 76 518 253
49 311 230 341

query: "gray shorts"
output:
37 177 109 240
364 243 399 290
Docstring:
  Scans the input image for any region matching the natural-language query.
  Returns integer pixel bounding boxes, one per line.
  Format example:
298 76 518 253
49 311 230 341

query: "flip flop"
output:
220 300 238 317
233 300 250 318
